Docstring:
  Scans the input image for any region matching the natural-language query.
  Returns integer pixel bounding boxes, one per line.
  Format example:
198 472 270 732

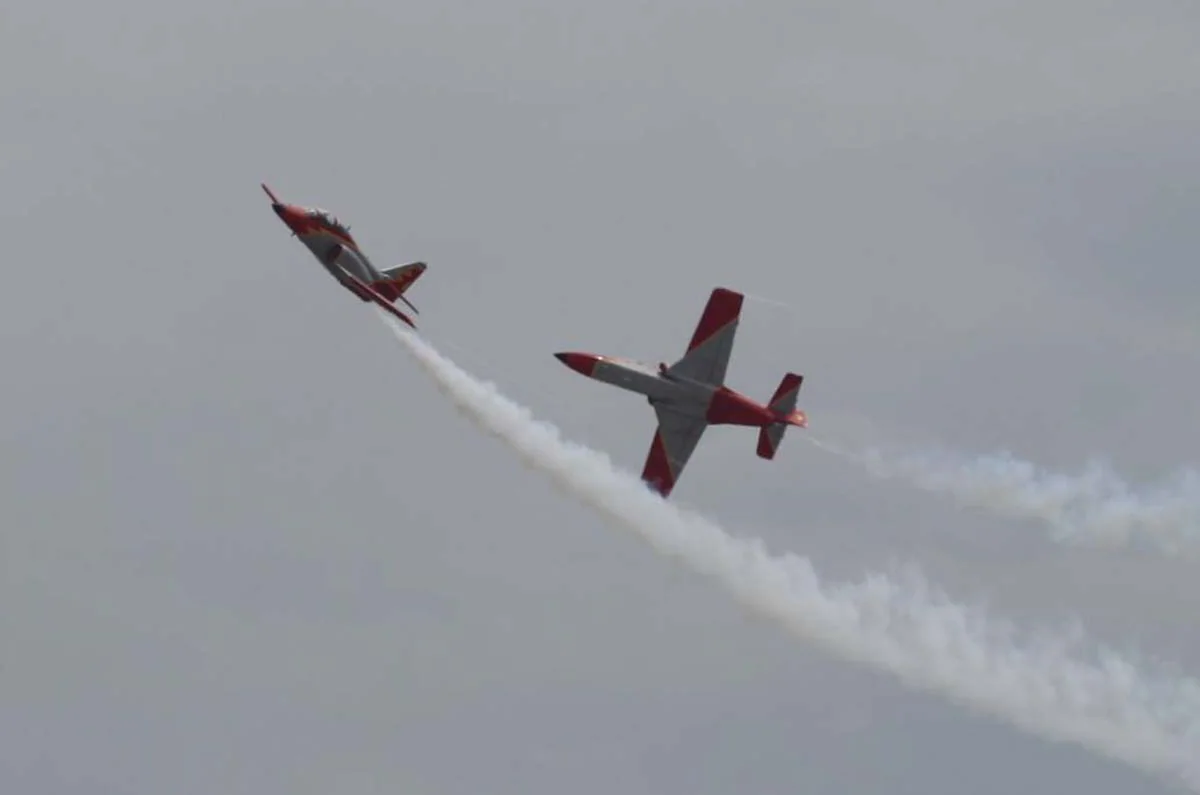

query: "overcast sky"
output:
5 2 1200 793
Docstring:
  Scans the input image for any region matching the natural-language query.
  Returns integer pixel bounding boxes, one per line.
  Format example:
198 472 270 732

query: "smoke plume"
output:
385 317 1200 788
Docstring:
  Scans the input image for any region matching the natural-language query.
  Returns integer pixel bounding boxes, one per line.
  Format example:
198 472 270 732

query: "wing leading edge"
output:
665 287 743 386
641 404 708 497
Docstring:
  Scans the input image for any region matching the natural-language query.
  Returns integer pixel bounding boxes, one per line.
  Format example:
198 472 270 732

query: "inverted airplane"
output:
554 287 807 498
262 183 427 328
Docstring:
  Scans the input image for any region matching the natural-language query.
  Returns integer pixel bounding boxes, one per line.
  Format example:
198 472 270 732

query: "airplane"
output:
554 287 807 498
261 183 427 328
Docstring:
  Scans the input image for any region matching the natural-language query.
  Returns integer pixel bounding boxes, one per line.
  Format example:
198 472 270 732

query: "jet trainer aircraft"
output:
262 183 427 328
554 287 807 498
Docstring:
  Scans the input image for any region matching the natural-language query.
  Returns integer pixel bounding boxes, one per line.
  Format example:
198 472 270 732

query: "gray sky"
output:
4 1 1200 793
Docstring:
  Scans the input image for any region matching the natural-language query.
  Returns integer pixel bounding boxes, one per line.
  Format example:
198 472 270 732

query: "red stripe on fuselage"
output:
303 225 359 250
275 204 360 251
285 213 359 251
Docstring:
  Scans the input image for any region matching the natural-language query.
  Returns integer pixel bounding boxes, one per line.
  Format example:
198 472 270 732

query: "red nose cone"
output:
554 352 599 377
272 203 306 229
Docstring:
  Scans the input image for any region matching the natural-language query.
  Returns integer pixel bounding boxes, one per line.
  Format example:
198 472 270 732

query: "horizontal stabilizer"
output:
372 261 427 313
757 372 806 461
768 373 803 415
381 261 427 288
757 425 786 460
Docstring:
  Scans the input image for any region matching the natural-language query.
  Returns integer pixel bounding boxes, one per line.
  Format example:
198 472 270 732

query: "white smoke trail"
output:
741 292 799 312
820 440 1200 554
383 317 1200 788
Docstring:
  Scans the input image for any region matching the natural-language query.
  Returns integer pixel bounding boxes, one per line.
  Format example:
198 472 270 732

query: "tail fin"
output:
756 373 806 460
372 261 427 313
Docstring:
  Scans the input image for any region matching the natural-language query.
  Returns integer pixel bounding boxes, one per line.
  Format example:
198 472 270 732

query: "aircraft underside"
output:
590 359 776 428
589 359 709 404
553 287 806 497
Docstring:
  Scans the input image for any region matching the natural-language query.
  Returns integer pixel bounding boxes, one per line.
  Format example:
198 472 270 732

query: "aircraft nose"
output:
554 352 599 377
272 203 304 229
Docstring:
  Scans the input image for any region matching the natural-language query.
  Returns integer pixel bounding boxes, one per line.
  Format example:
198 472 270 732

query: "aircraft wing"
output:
665 287 743 386
641 403 708 497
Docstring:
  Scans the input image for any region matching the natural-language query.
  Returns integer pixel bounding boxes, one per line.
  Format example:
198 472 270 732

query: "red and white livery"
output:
262 183 427 328
555 287 807 498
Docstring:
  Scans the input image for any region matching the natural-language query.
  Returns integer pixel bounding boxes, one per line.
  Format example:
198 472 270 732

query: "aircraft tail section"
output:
372 261 427 313
756 373 806 460
381 261 427 288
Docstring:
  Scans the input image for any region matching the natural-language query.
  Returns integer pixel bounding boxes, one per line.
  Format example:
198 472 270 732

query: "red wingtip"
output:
686 287 744 353
642 432 677 497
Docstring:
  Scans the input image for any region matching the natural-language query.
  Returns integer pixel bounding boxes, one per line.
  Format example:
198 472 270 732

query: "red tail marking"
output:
756 427 778 459
371 263 426 303
686 288 743 353
769 373 803 405
705 387 775 426
390 263 426 291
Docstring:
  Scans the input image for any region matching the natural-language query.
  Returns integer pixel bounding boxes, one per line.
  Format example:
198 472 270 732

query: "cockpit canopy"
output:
307 206 349 233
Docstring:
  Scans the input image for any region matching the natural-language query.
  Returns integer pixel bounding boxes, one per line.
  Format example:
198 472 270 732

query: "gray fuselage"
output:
590 357 716 416
299 231 383 286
